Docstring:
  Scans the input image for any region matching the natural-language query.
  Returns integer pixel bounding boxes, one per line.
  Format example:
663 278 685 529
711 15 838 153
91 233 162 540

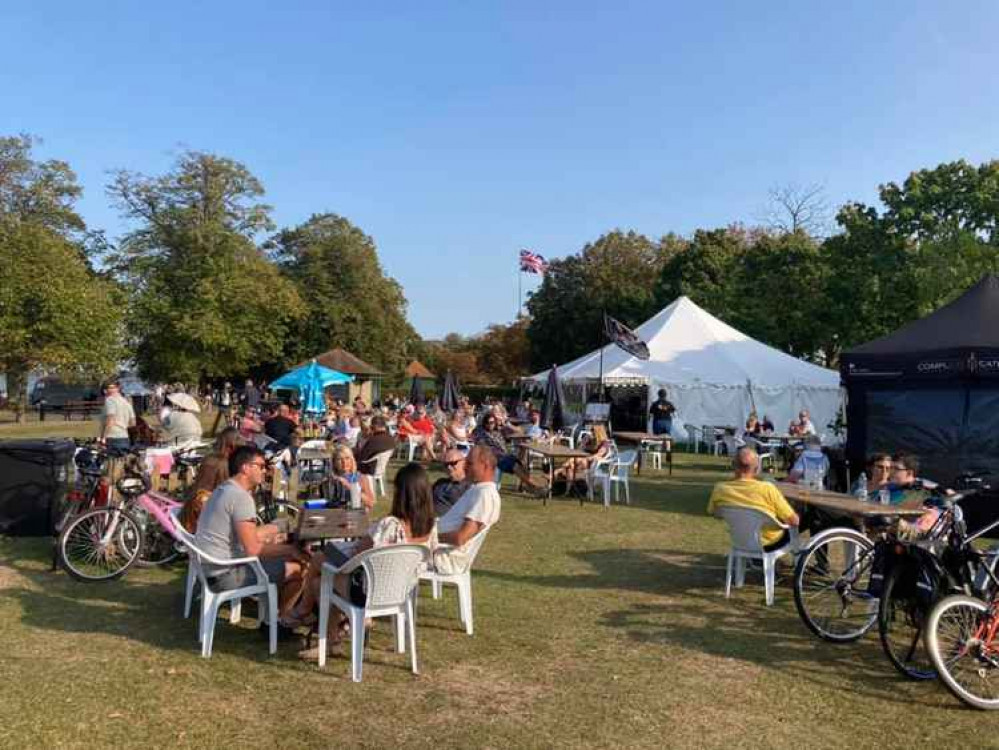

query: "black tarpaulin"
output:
841 275 999 532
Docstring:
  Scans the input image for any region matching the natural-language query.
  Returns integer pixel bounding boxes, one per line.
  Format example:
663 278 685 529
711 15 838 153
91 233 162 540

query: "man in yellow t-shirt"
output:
708 447 800 549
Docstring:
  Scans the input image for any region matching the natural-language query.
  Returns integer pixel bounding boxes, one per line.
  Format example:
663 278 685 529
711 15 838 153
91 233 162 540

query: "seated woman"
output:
325 444 375 511
445 410 471 450
553 437 614 489
850 453 893 498
179 427 243 533
295 462 437 659
159 398 203 446
743 413 761 437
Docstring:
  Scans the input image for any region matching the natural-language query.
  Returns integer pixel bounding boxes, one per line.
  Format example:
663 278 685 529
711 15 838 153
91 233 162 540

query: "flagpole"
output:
518 267 522 317
598 310 605 403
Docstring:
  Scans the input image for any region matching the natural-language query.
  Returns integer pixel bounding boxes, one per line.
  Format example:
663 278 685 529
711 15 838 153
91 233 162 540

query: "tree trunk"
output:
5 363 28 424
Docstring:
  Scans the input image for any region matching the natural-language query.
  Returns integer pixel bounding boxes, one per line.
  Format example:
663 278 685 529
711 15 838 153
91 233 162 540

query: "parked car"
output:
30 379 102 410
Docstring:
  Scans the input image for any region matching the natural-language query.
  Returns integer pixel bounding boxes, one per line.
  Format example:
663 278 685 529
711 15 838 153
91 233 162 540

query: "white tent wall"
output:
645 381 840 440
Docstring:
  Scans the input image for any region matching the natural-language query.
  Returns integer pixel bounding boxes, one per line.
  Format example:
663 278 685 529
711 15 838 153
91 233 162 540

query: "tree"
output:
473 317 531 384
108 150 303 383
0 221 124 416
655 226 747 316
736 231 830 361
758 182 831 237
0 134 85 235
271 213 419 374
526 230 670 370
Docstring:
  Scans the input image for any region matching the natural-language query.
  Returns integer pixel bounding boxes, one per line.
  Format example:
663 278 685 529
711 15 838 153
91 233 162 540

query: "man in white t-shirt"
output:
435 445 500 574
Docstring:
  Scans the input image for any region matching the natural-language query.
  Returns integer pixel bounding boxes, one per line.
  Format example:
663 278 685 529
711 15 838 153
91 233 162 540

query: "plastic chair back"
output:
716 506 782 555
357 544 427 610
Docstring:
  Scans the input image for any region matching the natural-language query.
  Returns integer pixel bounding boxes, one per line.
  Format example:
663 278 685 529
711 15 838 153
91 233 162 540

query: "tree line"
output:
3 131 997 408
0 135 418 412
521 161 999 371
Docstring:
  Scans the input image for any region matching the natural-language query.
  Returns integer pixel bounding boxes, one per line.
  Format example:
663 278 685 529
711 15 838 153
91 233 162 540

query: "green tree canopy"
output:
0 221 124 409
271 213 419 374
0 134 85 235
108 151 302 383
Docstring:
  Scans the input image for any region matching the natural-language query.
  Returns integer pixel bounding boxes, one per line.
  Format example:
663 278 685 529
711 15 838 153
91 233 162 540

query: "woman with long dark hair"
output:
178 427 243 533
294 462 437 660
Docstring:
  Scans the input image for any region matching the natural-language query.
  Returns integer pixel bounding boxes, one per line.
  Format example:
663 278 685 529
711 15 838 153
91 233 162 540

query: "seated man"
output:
432 449 470 516
788 435 830 487
194 445 306 622
264 403 298 447
472 412 547 496
355 415 396 475
885 452 942 537
435 446 501 574
707 447 800 551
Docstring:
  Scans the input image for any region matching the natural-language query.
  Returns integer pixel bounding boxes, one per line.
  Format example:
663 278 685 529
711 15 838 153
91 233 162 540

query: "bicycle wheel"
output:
926 595 999 709
58 507 143 582
793 528 878 642
878 562 939 680
130 506 182 568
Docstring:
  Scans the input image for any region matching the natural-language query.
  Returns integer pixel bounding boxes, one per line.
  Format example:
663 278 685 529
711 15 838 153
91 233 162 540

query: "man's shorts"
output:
208 557 286 592
497 454 518 474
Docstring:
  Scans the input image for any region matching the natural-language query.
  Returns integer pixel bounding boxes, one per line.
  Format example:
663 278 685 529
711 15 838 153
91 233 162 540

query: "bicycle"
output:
57 448 193 580
922 512 999 708
793 482 990 680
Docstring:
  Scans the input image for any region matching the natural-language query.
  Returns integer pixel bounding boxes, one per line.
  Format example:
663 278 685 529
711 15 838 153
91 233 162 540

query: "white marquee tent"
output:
525 296 843 438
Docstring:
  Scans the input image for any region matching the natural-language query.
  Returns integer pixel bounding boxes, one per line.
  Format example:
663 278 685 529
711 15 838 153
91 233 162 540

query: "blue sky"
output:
3 1 998 338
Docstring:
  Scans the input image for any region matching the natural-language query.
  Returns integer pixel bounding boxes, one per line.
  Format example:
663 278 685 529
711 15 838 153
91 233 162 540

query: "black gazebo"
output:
841 274 999 490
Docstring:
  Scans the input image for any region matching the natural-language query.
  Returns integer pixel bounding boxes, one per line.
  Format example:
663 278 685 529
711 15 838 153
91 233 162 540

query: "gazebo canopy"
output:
304 348 382 376
404 360 435 379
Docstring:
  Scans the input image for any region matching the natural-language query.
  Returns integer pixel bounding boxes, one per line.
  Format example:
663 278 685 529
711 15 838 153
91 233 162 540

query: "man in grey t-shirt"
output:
194 446 305 617
99 381 135 453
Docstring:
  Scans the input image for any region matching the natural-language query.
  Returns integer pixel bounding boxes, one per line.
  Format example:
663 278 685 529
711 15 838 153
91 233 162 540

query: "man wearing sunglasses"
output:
433 448 470 516
195 445 306 621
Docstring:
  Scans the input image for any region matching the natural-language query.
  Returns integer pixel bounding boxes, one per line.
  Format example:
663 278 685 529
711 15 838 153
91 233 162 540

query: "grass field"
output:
0 435 993 749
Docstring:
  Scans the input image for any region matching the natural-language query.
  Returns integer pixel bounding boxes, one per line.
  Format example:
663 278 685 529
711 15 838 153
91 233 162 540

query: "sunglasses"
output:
445 460 464 468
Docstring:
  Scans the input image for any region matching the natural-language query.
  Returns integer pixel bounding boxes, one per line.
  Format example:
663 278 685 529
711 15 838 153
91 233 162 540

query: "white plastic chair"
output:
588 447 637 507
168 508 278 657
715 506 799 606
360 449 394 498
682 424 701 453
318 544 428 682
419 527 490 635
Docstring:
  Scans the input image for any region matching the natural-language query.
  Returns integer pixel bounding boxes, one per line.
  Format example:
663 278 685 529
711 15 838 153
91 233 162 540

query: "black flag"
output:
604 314 650 360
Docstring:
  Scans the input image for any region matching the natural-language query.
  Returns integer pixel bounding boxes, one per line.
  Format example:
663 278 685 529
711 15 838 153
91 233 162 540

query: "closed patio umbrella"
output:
540 365 566 432
407 376 425 406
439 370 461 412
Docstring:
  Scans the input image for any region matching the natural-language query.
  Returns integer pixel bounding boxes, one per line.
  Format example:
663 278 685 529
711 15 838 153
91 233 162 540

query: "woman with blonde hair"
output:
326 444 375 511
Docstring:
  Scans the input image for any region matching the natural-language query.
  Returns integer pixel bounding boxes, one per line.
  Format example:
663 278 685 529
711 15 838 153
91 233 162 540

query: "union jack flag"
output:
519 249 548 274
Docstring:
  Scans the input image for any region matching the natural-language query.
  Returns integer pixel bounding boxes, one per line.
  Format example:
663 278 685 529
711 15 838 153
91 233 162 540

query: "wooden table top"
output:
613 431 672 445
292 507 371 542
522 441 590 459
776 482 925 518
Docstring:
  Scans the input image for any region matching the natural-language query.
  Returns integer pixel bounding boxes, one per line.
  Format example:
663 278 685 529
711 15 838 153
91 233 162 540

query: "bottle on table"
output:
855 472 868 502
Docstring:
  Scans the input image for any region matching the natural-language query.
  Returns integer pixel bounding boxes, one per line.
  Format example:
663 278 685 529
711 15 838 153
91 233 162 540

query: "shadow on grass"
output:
599 595 953 708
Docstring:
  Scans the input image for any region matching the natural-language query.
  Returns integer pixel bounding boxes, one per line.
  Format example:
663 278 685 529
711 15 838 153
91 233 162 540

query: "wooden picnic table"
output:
776 482 926 520
521 441 590 505
280 507 371 543
612 431 672 476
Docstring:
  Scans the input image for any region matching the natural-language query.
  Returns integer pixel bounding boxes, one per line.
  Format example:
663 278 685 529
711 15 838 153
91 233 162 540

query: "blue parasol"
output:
268 360 353 414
